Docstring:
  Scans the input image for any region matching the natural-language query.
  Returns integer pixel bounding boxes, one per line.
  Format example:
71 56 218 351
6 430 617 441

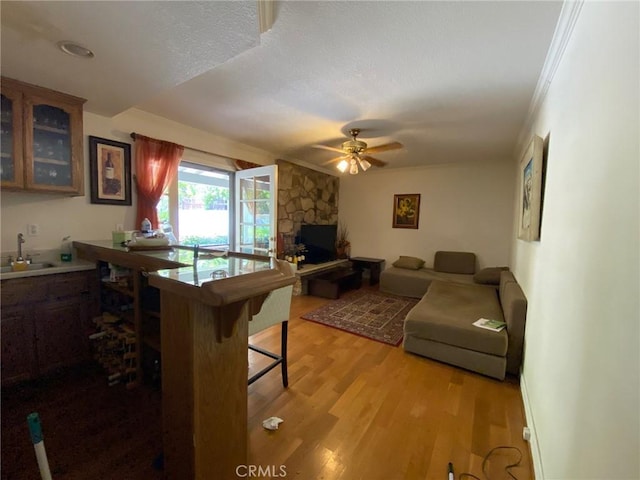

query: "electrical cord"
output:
457 446 523 480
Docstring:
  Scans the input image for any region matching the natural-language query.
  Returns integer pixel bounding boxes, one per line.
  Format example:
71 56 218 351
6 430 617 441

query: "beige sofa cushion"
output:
379 267 434 298
380 267 476 299
433 251 476 274
404 281 507 357
403 335 506 380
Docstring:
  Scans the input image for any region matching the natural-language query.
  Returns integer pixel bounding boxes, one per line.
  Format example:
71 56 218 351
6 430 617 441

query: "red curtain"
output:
134 134 184 230
233 159 262 170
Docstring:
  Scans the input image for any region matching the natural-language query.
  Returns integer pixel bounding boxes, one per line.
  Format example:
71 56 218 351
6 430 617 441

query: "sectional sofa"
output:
380 251 478 298
381 251 527 380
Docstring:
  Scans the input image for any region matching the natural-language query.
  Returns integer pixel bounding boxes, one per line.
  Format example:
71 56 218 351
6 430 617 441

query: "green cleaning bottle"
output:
61 236 72 262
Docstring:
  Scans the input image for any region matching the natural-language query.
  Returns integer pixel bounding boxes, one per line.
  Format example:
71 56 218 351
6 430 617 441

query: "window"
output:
157 161 233 247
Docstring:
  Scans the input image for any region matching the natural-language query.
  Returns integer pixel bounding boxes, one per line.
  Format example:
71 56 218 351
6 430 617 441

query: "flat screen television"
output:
299 224 337 264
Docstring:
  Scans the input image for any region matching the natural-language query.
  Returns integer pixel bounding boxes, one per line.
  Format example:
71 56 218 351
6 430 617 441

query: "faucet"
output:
17 233 25 261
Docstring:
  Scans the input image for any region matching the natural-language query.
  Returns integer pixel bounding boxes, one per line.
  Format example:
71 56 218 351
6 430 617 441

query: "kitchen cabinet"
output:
36 297 90 376
0 82 24 189
0 77 86 195
0 270 98 386
0 306 36 385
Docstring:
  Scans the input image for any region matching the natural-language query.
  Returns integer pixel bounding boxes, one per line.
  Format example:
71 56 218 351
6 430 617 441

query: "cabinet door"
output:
1 308 36 386
0 82 24 189
23 92 84 195
35 298 90 375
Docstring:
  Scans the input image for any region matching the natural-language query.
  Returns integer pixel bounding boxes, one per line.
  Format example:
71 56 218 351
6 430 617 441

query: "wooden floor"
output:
2 288 533 479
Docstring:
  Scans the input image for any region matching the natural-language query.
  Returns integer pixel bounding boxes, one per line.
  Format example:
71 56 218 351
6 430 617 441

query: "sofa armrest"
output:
499 272 527 375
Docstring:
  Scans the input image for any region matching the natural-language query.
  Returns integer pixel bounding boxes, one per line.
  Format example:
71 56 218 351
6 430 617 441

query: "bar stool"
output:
248 284 293 387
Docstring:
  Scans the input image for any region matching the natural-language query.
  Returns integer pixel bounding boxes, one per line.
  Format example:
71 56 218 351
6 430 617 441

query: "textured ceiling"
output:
1 1 261 115
1 1 563 170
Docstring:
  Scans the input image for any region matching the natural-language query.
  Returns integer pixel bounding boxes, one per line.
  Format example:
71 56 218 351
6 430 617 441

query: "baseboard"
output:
520 373 545 479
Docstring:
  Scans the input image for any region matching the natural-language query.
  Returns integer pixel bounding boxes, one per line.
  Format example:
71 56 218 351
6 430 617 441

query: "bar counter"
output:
74 240 296 479
73 239 193 271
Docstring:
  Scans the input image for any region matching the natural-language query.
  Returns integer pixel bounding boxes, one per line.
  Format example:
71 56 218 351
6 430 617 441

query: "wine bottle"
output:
105 152 115 180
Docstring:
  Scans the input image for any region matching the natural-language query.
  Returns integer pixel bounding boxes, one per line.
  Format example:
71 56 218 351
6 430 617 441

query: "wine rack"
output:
90 313 138 389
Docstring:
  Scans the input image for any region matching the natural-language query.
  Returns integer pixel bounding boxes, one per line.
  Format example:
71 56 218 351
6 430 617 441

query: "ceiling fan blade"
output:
323 156 348 165
362 155 387 167
312 144 345 154
365 141 403 154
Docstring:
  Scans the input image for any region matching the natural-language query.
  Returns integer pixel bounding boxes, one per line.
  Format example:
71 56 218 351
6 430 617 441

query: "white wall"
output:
0 109 276 254
339 159 515 269
513 2 639 479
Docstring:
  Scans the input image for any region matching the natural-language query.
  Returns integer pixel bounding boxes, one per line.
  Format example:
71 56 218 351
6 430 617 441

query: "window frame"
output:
161 160 235 248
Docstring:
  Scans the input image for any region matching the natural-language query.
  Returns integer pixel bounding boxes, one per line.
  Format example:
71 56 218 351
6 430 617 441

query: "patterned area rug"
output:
301 290 419 346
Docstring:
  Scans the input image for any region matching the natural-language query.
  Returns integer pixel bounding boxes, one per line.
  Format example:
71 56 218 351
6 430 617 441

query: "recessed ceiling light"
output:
57 41 94 59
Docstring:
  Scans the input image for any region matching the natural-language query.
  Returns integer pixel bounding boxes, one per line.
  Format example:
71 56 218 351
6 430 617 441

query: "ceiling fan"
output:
312 128 402 174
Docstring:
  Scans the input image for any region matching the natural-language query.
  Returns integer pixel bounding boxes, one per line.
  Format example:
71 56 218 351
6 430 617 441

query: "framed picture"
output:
518 135 544 241
89 136 132 205
392 193 420 229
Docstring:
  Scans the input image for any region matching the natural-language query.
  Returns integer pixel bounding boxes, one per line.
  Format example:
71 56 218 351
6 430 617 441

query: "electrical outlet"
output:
523 426 531 441
27 224 40 236
116 224 124 232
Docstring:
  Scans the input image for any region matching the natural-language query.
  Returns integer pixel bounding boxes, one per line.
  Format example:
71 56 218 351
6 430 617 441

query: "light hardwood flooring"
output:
2 288 532 479
247 290 533 480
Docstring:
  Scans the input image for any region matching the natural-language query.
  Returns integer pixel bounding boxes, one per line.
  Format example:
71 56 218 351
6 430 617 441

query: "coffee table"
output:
308 268 362 299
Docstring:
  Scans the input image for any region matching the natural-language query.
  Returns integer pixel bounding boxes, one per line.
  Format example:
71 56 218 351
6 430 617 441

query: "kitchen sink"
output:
0 262 56 274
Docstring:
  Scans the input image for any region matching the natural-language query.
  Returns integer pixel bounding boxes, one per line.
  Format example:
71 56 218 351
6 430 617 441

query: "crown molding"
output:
258 0 275 34
514 0 585 157
277 157 338 177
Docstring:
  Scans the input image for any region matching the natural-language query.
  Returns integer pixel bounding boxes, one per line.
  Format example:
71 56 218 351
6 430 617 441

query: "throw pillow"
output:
474 266 510 285
392 256 425 270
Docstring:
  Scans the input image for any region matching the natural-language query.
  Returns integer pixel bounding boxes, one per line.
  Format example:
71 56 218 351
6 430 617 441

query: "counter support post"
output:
161 293 249 479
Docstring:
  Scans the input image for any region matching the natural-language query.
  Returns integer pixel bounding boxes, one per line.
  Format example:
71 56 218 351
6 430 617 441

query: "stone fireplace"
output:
276 159 339 254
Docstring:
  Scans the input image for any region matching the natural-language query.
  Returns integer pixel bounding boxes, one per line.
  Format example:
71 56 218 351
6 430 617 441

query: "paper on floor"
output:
262 417 284 431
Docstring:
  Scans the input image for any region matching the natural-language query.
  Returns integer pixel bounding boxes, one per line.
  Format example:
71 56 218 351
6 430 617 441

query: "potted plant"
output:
335 222 351 259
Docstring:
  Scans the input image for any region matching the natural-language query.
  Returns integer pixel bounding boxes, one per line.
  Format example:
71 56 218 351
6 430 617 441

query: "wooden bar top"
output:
150 254 295 307
73 239 192 272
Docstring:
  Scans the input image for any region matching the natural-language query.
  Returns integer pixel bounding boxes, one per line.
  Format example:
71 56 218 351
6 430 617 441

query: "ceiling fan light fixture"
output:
358 158 371 171
342 139 367 154
314 127 399 173
337 159 349 172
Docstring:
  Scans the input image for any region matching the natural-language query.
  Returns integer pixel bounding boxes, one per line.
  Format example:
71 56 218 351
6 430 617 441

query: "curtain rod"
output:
129 132 245 164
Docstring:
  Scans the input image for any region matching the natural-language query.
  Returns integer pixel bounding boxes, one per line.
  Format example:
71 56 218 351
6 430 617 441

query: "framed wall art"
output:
89 136 132 205
392 193 420 229
518 135 544 241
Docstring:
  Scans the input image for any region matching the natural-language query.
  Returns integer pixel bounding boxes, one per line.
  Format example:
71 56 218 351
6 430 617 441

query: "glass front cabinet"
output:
1 77 85 195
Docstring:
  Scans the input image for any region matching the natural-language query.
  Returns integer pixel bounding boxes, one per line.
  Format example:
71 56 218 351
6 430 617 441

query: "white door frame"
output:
234 165 277 256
